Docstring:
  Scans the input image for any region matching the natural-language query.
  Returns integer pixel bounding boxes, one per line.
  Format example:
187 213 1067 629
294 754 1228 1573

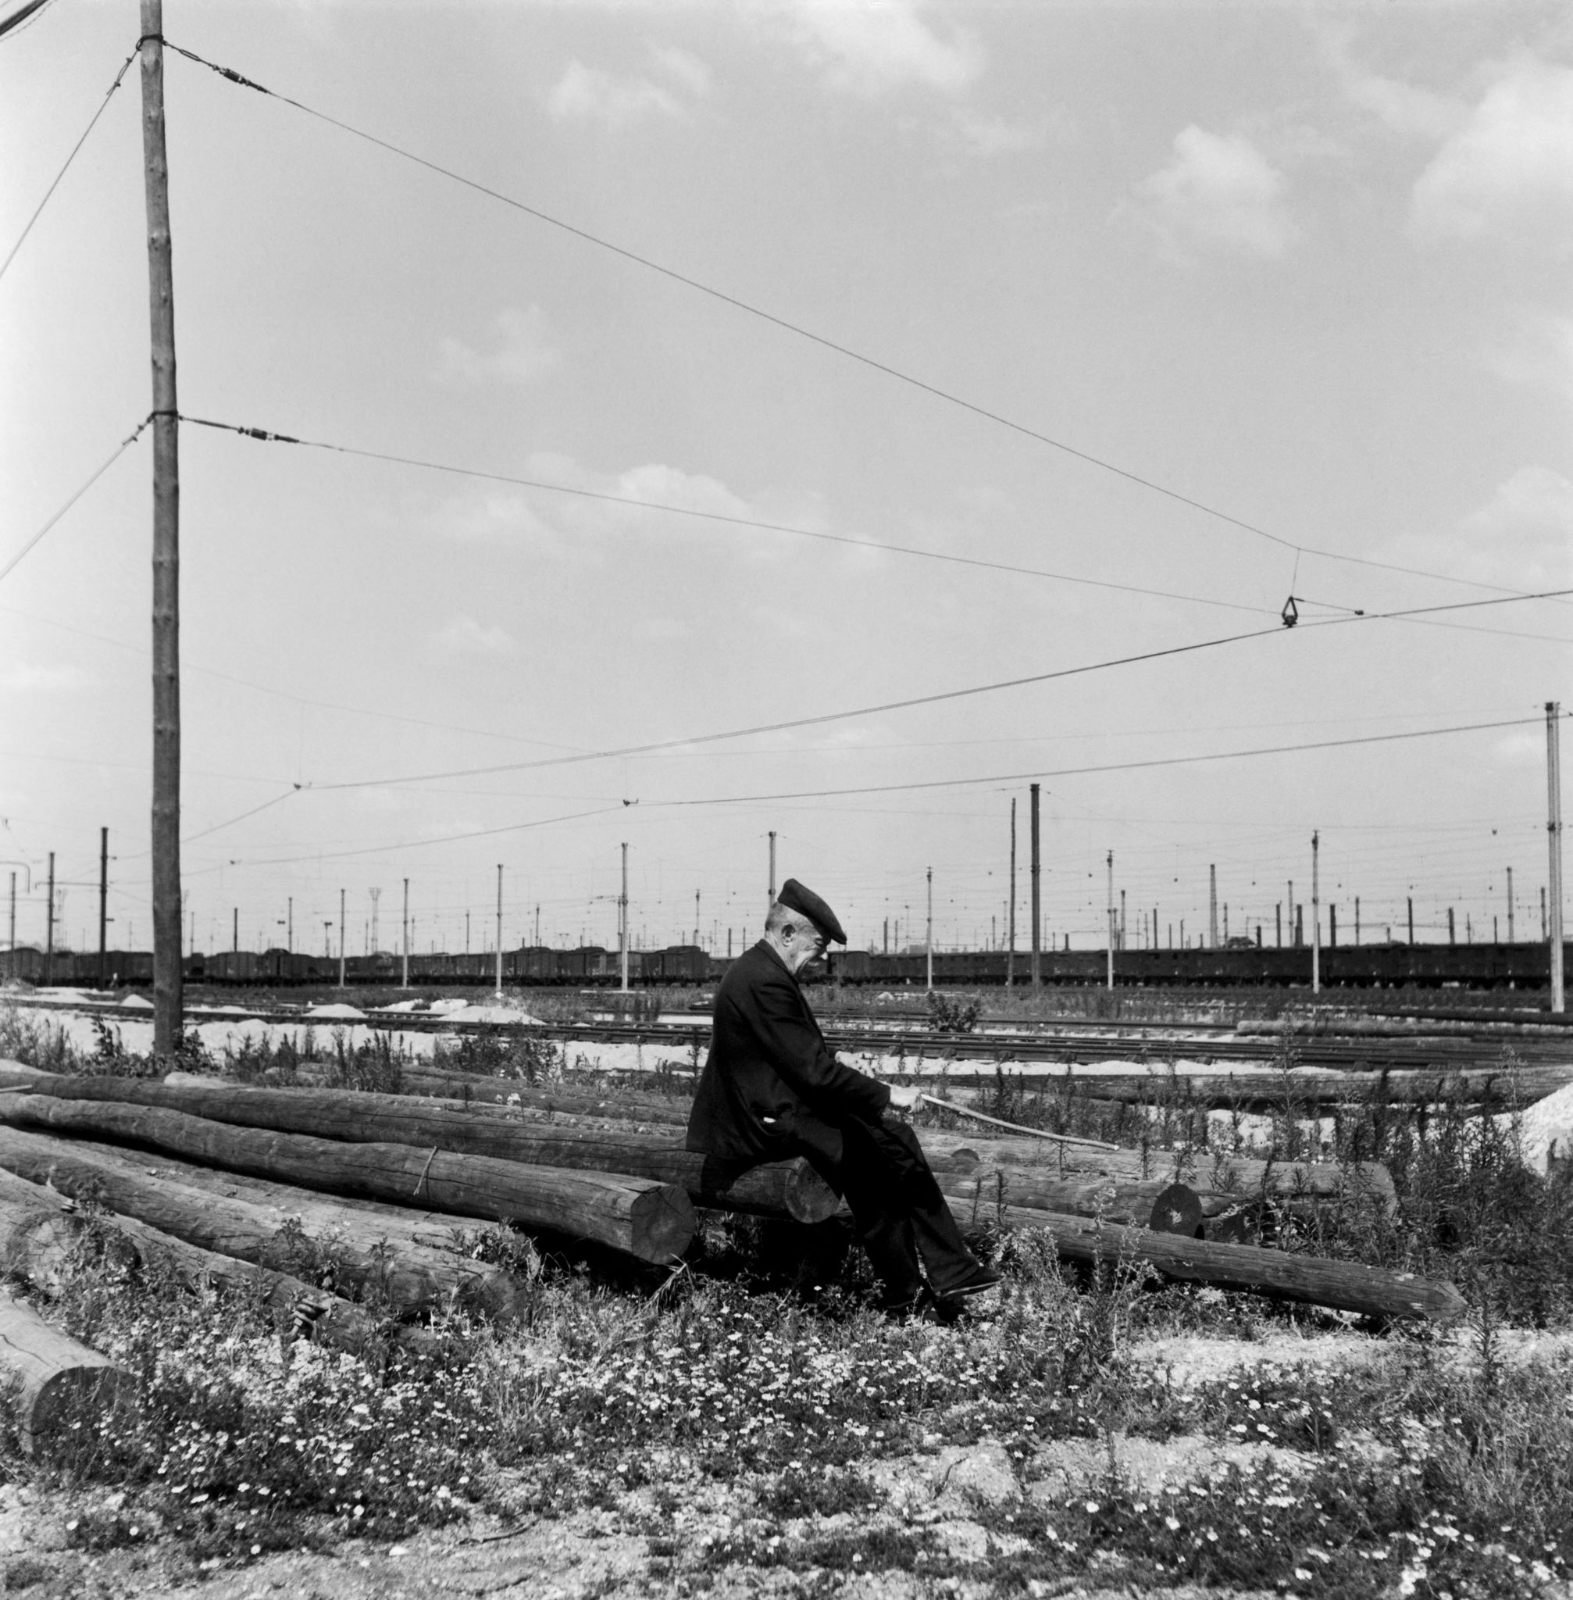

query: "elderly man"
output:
687 878 999 1318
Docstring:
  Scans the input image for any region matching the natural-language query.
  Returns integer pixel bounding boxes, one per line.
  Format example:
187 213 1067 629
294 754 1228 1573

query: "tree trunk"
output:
0 1169 101 1295
0 1096 692 1265
948 1199 1464 1322
18 1077 834 1224
0 1128 523 1317
0 1284 125 1455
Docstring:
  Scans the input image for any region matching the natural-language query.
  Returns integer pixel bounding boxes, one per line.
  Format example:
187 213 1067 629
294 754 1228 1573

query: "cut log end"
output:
25 1364 127 1455
1148 1183 1203 1237
628 1183 696 1264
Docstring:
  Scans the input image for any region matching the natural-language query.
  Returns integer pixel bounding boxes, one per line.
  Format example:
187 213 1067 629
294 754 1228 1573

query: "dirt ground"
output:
8 1325 1569 1600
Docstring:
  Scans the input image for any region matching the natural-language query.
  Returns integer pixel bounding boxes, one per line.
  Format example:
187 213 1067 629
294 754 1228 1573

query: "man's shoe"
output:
881 1288 960 1326
936 1264 1002 1301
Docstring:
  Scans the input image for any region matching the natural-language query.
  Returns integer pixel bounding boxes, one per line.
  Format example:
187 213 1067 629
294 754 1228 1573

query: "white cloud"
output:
750 0 982 97
0 663 88 692
1480 312 1573 407
650 43 712 98
945 108 1055 159
546 57 687 130
1383 466 1573 593
431 617 519 657
1410 58 1573 255
437 306 558 388
1130 126 1299 259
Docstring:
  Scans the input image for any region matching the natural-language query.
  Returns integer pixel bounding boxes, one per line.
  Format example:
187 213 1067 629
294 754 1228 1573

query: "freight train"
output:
2 939 1565 991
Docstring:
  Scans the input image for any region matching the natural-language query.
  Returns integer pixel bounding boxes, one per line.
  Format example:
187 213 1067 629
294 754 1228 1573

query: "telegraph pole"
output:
925 867 933 991
1029 784 1041 988
338 888 346 988
1311 831 1321 994
1549 702 1565 1012
1105 850 1114 990
495 864 504 998
43 852 54 986
140 0 183 1054
98 827 108 989
1209 864 1218 949
1006 797 1016 988
767 832 776 908
619 843 630 993
401 878 409 988
369 887 380 955
1507 865 1515 944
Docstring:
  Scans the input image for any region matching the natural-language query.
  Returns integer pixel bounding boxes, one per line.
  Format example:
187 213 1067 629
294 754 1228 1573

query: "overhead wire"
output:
0 42 140 283
162 41 1555 608
653 712 1557 807
177 415 1273 619
0 415 152 583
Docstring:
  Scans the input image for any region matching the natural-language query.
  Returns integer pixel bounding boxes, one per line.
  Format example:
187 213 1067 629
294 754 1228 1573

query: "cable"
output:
163 42 1548 607
311 624 1289 791
178 415 1273 619
292 585 1569 792
657 713 1553 807
196 803 628 871
0 416 151 583
0 43 140 283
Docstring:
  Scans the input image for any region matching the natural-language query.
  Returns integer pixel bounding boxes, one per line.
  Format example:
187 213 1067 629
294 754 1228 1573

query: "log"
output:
0 1164 425 1358
0 1128 521 1318
17 1077 834 1224
918 1128 1397 1209
363 1067 694 1125
947 1199 1465 1322
0 1096 693 1265
935 1166 1202 1234
0 1284 125 1454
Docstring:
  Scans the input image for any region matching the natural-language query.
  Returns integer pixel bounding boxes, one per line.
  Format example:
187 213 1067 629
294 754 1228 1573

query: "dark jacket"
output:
686 939 890 1168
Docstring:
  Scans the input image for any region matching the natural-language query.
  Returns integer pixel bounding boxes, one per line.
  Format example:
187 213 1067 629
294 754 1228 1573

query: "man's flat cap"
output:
778 878 847 945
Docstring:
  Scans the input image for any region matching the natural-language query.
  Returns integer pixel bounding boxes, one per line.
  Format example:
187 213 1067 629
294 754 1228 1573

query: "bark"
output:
948 1199 1465 1322
933 1165 1202 1234
0 1284 125 1454
18 1077 833 1225
0 1096 693 1265
0 1127 520 1318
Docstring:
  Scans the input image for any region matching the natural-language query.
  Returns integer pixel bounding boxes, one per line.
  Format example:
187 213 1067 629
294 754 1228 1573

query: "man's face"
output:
782 919 830 975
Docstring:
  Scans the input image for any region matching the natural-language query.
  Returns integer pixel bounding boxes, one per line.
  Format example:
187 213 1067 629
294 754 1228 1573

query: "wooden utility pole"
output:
43 852 54 986
338 888 346 988
767 832 776 908
925 867 933 991
495 864 504 999
97 827 108 989
1029 784 1041 988
1549 702 1565 1013
1006 797 1016 987
1311 831 1321 994
619 843 629 993
401 878 409 988
1105 850 1114 990
141 0 182 1054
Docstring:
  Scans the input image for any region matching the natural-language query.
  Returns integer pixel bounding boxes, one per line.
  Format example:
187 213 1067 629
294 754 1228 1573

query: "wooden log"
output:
918 1128 1397 1209
0 1284 125 1455
0 1127 521 1318
947 1199 1465 1322
0 1096 692 1265
0 1164 424 1358
934 1166 1202 1234
384 1067 694 1125
17 1077 833 1225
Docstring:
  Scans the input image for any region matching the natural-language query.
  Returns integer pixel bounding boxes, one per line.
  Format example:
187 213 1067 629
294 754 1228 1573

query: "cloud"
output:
545 45 711 129
437 307 558 388
1382 466 1573 592
944 108 1057 159
431 617 519 657
1130 126 1298 259
1410 58 1573 255
750 0 982 96
1480 312 1573 407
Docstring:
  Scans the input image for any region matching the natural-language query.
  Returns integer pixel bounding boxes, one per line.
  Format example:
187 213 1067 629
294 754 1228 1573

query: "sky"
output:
1 0 1570 962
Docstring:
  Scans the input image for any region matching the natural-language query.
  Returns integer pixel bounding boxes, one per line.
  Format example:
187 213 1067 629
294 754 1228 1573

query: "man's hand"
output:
886 1083 923 1112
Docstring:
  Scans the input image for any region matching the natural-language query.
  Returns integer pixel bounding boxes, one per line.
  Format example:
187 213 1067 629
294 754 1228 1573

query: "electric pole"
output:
1209 864 1218 949
338 888 346 988
98 826 108 989
1507 865 1515 944
43 851 54 986
1105 850 1114 991
619 843 629 994
141 0 183 1055
1006 797 1016 988
1029 784 1041 988
401 878 409 988
1549 702 1564 1012
767 832 776 909
495 864 504 998
1311 831 1321 994
925 867 933 991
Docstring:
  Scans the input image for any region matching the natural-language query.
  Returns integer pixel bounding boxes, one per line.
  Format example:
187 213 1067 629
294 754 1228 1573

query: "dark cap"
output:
778 878 847 945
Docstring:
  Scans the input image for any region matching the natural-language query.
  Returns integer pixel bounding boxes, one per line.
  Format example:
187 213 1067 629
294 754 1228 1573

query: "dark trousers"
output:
801 1115 981 1307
